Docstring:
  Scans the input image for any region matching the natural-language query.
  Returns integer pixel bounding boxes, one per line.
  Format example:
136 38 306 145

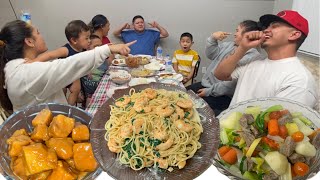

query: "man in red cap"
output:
214 10 318 108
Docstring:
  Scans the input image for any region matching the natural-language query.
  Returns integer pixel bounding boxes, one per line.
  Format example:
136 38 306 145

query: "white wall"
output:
1 0 275 81
273 0 293 14
0 0 16 27
292 0 319 56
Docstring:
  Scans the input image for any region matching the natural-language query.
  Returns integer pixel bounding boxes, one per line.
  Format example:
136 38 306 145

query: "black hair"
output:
296 33 307 50
89 14 109 33
65 20 89 42
180 32 193 42
132 15 144 23
239 20 261 34
90 34 100 40
0 20 33 111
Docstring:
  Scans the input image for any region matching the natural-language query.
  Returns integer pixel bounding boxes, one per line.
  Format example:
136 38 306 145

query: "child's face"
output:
89 38 102 50
180 36 193 52
234 25 245 46
73 30 90 50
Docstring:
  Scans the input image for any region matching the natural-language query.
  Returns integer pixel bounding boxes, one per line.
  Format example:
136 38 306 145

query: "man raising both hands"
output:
214 10 318 108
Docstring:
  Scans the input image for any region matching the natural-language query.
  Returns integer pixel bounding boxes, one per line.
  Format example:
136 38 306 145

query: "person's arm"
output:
172 53 178 72
23 42 136 100
214 31 265 81
113 23 130 37
205 31 231 60
148 21 169 38
173 63 178 73
197 81 235 97
187 66 195 81
33 47 68 62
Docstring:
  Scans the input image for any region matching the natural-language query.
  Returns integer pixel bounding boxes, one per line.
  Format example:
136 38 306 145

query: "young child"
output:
172 32 199 86
32 20 90 106
80 35 106 107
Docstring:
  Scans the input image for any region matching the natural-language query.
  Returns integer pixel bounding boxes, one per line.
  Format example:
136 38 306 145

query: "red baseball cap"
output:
259 10 309 36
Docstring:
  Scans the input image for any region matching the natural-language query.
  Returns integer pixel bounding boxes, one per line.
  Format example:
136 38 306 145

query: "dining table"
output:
0 63 319 180
83 64 320 180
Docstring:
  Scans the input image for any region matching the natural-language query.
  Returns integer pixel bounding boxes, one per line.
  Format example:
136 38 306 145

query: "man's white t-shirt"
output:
230 57 318 108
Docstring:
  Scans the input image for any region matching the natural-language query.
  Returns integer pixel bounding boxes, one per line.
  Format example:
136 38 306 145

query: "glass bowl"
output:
213 97 320 180
0 103 102 179
90 83 220 180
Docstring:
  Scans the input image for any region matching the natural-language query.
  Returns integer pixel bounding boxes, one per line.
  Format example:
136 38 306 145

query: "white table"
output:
95 165 320 180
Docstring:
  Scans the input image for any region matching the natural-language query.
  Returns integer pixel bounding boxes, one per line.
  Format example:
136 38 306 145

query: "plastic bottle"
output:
165 54 172 65
20 11 31 24
156 45 163 60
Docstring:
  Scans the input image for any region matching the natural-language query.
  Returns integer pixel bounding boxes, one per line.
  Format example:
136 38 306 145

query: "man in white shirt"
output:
214 10 318 108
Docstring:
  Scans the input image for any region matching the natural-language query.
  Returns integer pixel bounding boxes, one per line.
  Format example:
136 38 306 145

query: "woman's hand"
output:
109 40 137 56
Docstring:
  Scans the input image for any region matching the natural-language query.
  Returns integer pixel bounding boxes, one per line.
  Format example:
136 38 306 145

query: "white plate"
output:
144 61 165 71
159 78 180 85
158 73 183 82
112 59 126 66
109 70 130 78
136 54 152 59
128 77 156 86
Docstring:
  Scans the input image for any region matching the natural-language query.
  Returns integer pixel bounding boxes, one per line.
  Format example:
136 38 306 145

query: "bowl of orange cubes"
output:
0 103 101 179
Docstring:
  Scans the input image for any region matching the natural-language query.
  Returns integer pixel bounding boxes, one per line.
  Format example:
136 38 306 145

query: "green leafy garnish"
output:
184 111 190 118
148 138 162 146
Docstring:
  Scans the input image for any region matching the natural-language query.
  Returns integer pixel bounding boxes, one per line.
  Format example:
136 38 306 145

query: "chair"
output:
191 55 201 84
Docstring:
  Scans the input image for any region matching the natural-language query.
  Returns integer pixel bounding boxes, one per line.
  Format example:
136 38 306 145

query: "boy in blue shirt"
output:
31 20 90 106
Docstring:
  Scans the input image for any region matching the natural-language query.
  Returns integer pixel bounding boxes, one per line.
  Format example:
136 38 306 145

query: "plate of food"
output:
144 61 165 71
136 54 152 65
0 103 101 180
213 97 320 180
109 70 131 85
90 83 218 180
130 68 156 77
159 73 184 82
112 59 126 66
128 77 156 86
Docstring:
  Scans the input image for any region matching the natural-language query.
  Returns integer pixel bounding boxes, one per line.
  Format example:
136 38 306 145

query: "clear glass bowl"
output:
213 97 320 180
0 103 102 179
90 83 220 180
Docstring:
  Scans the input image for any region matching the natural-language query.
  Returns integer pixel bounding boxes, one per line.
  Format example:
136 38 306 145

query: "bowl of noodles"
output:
90 83 219 180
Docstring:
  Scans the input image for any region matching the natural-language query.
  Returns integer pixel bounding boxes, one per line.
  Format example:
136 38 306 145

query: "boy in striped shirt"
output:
172 32 199 86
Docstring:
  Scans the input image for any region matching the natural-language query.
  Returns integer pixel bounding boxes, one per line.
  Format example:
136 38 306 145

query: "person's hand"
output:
109 40 137 56
212 31 231 41
182 77 190 84
239 31 265 50
148 21 159 28
122 23 131 29
197 88 206 97
87 73 93 80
